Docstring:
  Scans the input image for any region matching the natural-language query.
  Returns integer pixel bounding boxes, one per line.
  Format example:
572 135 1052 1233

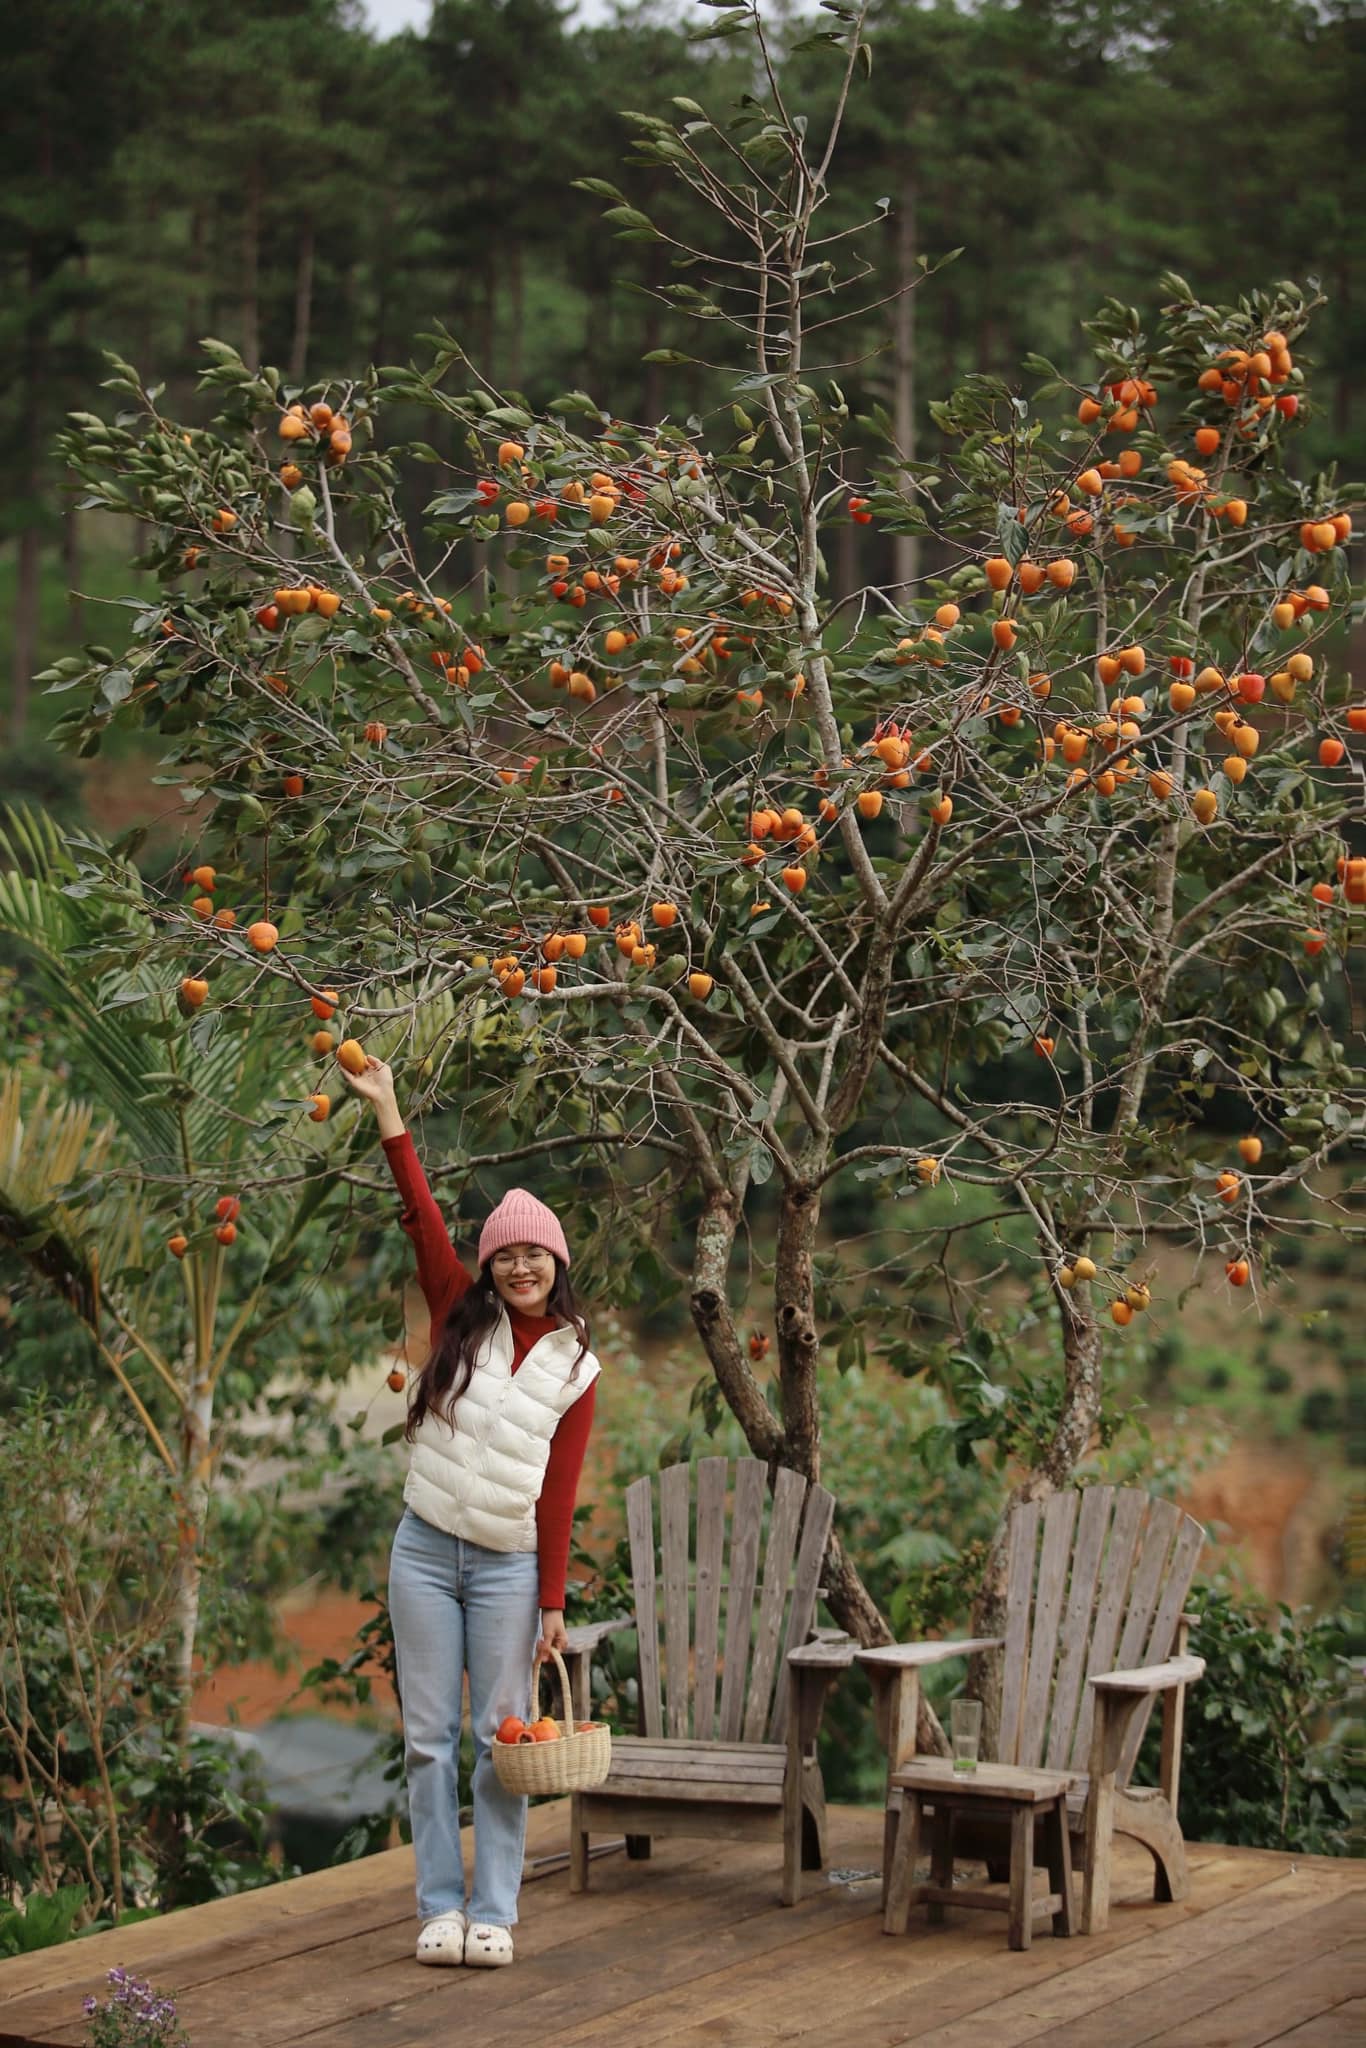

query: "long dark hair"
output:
405 1260 591 1441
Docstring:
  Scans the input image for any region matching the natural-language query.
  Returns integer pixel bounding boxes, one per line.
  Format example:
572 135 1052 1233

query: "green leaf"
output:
602 207 660 236
690 8 753 40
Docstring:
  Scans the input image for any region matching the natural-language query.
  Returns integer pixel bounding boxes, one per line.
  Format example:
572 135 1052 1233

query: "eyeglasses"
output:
491 1247 553 1271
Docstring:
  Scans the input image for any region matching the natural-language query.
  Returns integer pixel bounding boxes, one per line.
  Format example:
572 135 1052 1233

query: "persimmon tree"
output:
48 2 1364 1737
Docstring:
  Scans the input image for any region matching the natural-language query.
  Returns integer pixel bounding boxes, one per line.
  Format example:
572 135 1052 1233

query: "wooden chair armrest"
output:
787 1639 859 1670
1180 1611 1199 1632
563 1616 635 1655
854 1637 1004 1671
1088 1654 1205 1695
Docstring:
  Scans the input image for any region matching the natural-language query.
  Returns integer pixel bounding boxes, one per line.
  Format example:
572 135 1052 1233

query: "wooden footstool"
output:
882 1758 1075 1951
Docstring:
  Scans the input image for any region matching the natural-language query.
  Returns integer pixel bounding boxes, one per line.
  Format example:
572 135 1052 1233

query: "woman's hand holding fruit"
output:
341 1054 405 1139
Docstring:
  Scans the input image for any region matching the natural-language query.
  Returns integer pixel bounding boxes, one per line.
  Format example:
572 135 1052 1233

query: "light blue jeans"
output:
388 1505 540 1927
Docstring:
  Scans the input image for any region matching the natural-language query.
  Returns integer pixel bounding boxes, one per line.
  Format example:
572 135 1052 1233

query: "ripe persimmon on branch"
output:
50 0 1363 1698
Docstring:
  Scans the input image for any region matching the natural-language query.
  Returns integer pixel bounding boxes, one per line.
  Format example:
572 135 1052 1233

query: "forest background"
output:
0 0 1362 1944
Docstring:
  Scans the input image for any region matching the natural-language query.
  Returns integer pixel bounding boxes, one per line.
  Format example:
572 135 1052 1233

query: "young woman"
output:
344 1056 598 1970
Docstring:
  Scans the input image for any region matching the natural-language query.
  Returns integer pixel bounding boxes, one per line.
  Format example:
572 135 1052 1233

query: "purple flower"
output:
85 1963 187 2047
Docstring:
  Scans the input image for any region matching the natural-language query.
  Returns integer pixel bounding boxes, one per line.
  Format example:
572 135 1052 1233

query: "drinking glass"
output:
951 1697 983 1773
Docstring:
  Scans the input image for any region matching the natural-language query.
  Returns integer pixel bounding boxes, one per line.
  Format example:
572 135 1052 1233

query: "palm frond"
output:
0 1072 161 1328
0 1072 110 1320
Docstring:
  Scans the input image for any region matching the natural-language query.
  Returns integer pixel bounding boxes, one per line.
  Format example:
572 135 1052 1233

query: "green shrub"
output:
0 1391 283 1928
1155 1585 1351 1855
1146 1331 1184 1394
1299 1388 1342 1434
1205 1363 1232 1392
1260 1364 1293 1396
1312 1243 1349 1278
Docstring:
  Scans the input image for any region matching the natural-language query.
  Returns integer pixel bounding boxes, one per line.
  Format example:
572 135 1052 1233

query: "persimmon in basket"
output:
495 1713 562 1745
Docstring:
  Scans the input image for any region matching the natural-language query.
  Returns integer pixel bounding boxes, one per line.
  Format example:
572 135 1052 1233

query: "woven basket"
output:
491 1646 612 1796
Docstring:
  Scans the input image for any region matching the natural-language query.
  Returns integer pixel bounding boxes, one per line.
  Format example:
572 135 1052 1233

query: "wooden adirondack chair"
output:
560 1456 842 1905
858 1486 1206 1933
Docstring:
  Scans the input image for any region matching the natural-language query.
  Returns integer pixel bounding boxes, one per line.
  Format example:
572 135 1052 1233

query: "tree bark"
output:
12 529 39 744
170 1372 215 1763
641 247 664 424
185 207 207 355
836 502 860 606
690 1188 783 1461
289 219 316 383
890 165 919 591
774 1175 822 1480
504 239 523 392
241 164 261 367
1334 259 1351 438
63 505 83 639
13 240 47 745
969 1294 1104 1750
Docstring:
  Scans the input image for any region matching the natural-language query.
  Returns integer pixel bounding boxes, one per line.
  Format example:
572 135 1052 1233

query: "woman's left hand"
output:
537 1610 568 1662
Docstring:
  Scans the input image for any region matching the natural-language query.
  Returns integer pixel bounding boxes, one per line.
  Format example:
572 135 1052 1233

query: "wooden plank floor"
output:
2 1804 1362 2048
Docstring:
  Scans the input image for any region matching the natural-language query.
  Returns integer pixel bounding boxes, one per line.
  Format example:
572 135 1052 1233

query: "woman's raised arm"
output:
343 1057 470 1318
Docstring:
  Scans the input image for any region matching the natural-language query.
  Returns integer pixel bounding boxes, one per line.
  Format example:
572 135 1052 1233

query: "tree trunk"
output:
504 240 523 392
774 1176 822 1479
1334 259 1351 439
641 249 664 423
690 1188 783 1462
477 263 496 381
12 528 39 744
969 1296 1104 1751
185 207 207 355
241 165 261 367
289 219 315 383
63 505 83 639
13 239 47 745
890 165 919 591
836 501 860 607
693 1176 947 1753
170 1374 215 1760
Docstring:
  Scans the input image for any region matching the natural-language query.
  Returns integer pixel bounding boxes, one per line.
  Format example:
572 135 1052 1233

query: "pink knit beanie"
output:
477 1188 570 1269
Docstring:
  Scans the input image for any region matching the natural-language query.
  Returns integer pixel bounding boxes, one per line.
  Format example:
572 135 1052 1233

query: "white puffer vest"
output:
404 1310 600 1553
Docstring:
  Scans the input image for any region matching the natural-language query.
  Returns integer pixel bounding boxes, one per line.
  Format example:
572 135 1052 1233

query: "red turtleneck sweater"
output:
382 1131 595 1610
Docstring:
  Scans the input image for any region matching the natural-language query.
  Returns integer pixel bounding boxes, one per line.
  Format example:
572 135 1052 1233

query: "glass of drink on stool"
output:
951 1697 982 1773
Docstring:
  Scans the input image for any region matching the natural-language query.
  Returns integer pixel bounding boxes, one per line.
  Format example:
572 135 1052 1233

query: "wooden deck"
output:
2 1802 1362 2047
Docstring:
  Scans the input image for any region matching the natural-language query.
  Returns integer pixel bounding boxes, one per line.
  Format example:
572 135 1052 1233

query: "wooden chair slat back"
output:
1017 1489 1079 1768
1068 1487 1147 1768
716 1461 770 1740
691 1457 729 1742
1000 1488 1205 1784
1117 1515 1205 1782
626 1473 663 1738
660 1461 693 1740
1044 1485 1114 1770
998 1497 1041 1765
768 1480 836 1745
742 1466 808 1744
624 1459 834 1746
